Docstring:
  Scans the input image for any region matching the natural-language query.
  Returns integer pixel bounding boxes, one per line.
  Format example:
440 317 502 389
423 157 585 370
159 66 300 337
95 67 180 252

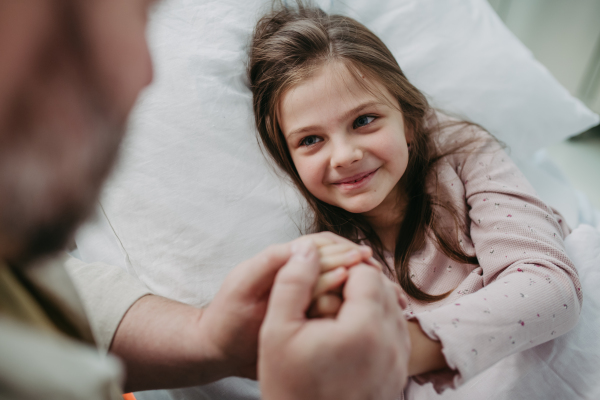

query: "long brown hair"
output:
248 2 479 302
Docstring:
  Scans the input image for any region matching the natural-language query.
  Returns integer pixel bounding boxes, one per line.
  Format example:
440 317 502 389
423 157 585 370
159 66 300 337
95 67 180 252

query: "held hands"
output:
259 239 411 400
309 236 383 318
196 232 377 380
309 235 449 379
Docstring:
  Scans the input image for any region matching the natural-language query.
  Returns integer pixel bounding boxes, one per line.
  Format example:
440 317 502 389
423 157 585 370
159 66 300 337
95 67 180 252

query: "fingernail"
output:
291 240 315 260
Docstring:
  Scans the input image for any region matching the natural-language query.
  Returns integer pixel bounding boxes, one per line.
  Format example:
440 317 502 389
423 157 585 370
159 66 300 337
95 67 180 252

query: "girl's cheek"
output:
298 159 326 189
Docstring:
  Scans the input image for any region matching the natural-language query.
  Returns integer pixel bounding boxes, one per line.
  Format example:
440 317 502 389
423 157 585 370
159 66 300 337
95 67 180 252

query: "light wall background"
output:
488 0 600 114
487 0 600 210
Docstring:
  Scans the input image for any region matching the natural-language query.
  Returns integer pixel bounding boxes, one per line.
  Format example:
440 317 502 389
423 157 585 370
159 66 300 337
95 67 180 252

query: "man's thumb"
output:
264 239 321 324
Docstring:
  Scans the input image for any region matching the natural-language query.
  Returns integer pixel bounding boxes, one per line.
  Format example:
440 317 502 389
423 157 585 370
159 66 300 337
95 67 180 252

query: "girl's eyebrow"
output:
286 100 383 140
339 101 383 122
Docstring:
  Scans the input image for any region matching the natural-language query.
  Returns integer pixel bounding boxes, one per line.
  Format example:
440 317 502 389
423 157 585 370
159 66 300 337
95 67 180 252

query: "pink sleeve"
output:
412 130 582 393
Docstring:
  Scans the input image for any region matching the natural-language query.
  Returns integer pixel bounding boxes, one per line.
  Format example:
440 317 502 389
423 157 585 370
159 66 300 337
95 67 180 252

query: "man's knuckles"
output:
346 266 386 301
259 244 289 267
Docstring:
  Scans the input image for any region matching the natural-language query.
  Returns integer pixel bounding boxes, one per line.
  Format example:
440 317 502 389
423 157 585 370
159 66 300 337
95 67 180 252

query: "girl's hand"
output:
318 242 381 273
306 239 383 318
301 232 382 272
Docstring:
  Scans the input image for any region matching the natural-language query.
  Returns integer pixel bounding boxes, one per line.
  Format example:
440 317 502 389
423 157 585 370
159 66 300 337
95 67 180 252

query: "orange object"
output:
123 394 136 400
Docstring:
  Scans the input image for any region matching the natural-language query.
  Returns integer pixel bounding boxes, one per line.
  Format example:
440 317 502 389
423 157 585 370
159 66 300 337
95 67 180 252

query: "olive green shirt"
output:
0 256 124 400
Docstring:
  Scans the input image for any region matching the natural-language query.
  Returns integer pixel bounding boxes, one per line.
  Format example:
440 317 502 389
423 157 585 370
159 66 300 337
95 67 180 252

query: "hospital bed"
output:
72 0 600 399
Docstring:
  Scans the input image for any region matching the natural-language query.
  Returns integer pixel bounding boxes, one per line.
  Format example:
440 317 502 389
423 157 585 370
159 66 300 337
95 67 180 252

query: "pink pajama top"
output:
382 113 582 395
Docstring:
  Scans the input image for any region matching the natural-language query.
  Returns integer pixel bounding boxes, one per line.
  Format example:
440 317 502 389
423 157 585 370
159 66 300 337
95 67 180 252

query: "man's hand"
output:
111 232 378 391
196 242 291 379
197 232 376 380
259 239 411 400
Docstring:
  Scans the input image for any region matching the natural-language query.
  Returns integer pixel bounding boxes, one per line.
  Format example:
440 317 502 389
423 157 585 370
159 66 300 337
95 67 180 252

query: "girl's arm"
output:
408 123 582 392
407 320 447 376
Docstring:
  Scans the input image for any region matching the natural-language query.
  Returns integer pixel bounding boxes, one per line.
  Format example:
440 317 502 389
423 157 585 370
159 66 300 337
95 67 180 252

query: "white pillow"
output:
77 0 598 306
330 0 599 160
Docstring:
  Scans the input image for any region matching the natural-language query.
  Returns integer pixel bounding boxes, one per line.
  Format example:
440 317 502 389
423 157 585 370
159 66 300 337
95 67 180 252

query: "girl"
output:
248 3 582 396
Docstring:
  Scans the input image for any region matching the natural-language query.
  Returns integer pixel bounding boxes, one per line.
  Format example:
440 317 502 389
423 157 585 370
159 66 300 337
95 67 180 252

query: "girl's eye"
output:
299 135 323 147
353 115 376 129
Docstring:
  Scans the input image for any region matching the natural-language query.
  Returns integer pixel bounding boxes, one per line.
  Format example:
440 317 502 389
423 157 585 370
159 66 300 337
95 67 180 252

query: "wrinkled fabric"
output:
382 115 582 395
404 224 600 399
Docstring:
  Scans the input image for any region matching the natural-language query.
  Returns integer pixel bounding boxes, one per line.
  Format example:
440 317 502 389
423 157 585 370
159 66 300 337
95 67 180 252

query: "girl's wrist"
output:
407 319 448 376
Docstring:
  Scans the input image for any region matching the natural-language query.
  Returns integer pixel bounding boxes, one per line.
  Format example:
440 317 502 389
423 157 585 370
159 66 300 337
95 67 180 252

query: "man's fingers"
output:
337 265 386 322
263 239 321 324
312 267 347 298
231 243 291 297
382 279 402 315
343 265 385 301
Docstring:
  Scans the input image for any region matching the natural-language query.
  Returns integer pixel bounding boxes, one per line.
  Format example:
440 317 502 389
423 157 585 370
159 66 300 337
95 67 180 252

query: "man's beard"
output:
0 112 123 266
0 93 123 266
0 8 125 266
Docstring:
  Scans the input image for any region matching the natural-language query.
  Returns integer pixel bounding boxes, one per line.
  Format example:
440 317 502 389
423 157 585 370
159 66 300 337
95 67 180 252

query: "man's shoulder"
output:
0 316 123 400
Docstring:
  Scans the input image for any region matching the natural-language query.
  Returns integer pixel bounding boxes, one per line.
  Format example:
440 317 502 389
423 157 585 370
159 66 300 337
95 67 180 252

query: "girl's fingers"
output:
396 286 409 310
319 244 379 273
316 293 343 315
306 232 358 248
312 267 348 298
320 250 364 272
319 243 372 258
309 293 343 318
365 256 384 271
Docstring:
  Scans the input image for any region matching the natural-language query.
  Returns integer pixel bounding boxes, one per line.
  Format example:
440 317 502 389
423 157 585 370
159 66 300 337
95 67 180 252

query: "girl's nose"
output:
330 139 363 169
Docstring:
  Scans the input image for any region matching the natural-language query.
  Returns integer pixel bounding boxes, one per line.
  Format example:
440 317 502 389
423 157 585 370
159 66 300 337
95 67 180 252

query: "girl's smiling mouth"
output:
332 168 379 190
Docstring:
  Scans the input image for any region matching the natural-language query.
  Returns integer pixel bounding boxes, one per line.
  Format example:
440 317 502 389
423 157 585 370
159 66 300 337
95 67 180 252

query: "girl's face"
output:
279 62 411 217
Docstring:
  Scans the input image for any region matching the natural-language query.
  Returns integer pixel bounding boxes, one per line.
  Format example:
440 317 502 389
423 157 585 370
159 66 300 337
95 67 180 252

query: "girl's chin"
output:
337 200 381 215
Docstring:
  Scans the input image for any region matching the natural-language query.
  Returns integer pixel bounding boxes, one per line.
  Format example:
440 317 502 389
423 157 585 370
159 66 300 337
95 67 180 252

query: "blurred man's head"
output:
0 0 155 265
